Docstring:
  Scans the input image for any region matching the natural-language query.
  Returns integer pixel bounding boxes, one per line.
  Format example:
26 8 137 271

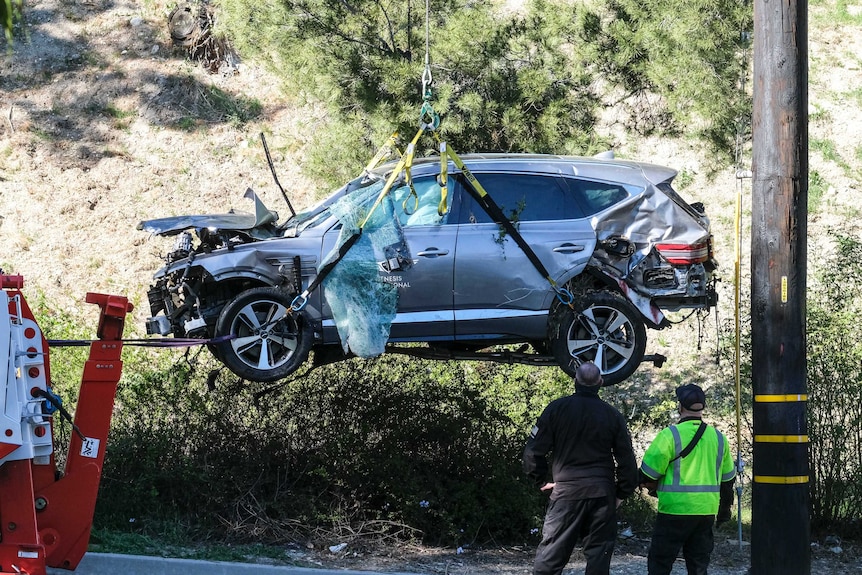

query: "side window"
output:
390 176 449 226
565 178 634 216
457 173 571 224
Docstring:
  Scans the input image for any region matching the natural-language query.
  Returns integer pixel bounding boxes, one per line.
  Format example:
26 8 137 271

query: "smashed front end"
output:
144 259 214 338
137 189 288 339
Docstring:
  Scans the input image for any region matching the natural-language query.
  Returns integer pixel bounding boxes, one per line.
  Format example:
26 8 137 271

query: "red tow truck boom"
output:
0 273 132 575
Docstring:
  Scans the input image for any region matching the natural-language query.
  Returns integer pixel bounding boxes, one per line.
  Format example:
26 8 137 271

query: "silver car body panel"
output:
593 185 707 248
141 152 715 369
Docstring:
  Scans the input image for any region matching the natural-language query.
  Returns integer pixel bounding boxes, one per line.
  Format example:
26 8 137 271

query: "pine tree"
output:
215 0 751 183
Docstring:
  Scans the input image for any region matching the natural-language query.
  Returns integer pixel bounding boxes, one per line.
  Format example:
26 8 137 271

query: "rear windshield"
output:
565 178 640 216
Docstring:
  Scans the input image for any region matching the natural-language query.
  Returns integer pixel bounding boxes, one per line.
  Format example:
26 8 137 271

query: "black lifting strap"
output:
456 174 556 288
294 230 363 310
670 421 708 462
442 143 573 304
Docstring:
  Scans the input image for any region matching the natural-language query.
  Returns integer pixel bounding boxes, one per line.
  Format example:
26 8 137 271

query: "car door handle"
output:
417 248 450 257
553 243 586 254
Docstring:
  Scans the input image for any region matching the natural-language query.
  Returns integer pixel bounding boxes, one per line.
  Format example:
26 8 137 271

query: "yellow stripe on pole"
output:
754 435 809 443
753 475 809 485
754 394 808 402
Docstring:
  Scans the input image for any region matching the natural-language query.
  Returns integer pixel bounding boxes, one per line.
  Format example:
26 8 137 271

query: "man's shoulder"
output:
545 394 574 409
682 419 724 436
538 394 573 419
710 424 730 442
571 392 620 411
544 393 618 417
547 391 627 409
647 425 676 447
601 401 628 423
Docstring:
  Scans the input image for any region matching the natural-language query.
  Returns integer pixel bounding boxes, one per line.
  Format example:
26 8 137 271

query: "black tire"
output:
206 342 224 362
168 4 201 47
213 287 312 382
548 291 647 385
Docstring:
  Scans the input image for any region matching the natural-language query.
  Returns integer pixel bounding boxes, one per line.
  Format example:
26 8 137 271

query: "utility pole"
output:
750 0 810 571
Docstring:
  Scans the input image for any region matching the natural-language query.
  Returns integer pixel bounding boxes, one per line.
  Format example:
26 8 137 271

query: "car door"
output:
318 175 458 342
385 176 459 341
452 171 596 341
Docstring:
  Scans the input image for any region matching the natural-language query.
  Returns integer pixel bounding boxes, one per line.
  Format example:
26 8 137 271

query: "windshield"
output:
280 173 387 237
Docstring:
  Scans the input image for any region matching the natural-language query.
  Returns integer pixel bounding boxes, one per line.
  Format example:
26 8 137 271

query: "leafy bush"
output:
96 354 573 546
808 229 862 537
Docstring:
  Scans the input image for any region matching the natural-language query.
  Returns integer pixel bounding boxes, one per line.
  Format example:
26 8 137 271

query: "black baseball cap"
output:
676 383 706 411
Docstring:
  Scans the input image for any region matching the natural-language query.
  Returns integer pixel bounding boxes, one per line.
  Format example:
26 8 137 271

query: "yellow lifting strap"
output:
402 140 420 216
358 127 426 229
363 131 402 173
360 130 420 216
357 95 444 228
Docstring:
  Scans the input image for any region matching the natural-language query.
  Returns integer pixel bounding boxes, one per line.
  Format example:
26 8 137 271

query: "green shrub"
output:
808 228 862 537
96 354 569 546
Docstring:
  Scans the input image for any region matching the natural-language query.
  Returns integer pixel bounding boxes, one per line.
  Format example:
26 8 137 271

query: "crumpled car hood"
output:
137 188 278 237
137 212 260 236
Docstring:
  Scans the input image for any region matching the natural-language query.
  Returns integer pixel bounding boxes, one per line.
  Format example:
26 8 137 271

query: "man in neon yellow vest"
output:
640 383 736 575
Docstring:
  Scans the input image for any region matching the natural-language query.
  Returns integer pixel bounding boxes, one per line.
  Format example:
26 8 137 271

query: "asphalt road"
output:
47 553 422 575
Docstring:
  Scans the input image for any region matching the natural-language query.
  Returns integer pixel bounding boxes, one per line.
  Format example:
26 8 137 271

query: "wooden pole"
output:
750 0 810 571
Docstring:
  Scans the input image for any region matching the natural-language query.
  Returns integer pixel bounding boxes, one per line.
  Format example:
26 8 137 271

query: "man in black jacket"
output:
523 362 639 575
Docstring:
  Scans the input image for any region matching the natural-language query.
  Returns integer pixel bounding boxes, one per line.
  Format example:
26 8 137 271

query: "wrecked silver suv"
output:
138 153 717 386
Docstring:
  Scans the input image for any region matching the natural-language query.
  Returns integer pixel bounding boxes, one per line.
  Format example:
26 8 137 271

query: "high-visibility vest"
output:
640 419 736 515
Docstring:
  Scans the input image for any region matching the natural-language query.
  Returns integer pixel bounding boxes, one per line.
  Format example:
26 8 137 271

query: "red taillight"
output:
656 241 710 265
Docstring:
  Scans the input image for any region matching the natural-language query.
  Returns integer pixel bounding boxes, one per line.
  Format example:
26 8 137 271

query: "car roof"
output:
378 153 678 187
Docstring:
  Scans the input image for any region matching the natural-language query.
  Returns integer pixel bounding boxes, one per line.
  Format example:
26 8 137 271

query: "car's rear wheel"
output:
549 291 646 385
214 287 312 382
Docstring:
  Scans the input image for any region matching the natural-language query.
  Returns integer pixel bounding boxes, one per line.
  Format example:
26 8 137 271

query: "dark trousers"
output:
647 513 714 575
533 495 616 575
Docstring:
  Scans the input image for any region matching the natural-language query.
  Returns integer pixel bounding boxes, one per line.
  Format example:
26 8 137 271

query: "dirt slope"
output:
0 0 319 328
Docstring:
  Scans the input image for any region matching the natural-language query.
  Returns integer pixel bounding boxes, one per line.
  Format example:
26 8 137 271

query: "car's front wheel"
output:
549 291 647 385
214 287 312 382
